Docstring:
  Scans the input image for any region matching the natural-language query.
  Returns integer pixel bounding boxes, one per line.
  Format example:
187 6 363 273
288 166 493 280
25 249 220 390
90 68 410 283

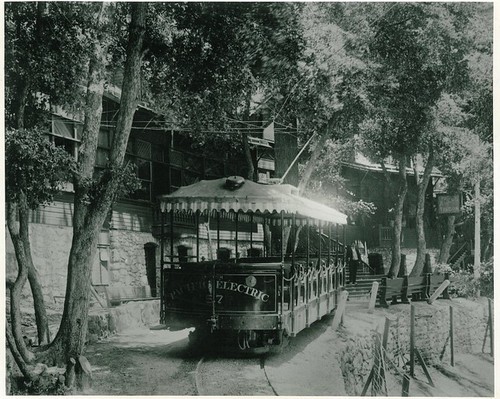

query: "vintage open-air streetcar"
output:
157 176 348 352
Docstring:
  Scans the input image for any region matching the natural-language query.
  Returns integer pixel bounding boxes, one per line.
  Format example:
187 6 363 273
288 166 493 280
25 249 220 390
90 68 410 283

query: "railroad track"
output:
195 355 279 396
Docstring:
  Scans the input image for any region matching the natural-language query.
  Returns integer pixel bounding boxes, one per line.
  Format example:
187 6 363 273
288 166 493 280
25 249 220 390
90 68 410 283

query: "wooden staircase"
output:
345 264 385 302
449 243 469 270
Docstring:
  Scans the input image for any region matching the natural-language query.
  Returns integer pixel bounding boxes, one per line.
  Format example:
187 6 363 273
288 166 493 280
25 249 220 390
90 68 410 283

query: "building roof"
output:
342 152 443 178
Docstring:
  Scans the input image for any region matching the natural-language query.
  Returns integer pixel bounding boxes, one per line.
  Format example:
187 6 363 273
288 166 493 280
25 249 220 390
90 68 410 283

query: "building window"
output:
96 129 113 168
125 138 158 201
50 116 82 160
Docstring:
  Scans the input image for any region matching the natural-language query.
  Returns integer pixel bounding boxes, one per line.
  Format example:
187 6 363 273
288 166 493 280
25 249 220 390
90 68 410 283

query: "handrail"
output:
361 259 377 274
448 242 467 265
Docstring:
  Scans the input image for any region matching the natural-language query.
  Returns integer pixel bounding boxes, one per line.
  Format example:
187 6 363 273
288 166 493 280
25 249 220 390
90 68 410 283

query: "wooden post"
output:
331 290 349 330
401 276 410 304
415 348 434 386
423 253 432 274
280 211 285 314
474 179 481 282
450 306 455 367
442 272 451 299
427 280 450 304
410 305 415 377
402 374 410 397
76 355 92 393
368 281 379 313
170 210 174 266
361 368 374 396
318 224 322 320
160 210 166 322
382 317 391 349
489 298 494 356
379 278 389 308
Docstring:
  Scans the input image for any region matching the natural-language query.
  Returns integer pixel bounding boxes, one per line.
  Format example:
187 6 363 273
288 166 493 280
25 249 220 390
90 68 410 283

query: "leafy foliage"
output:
143 3 303 131
291 3 374 138
4 2 96 128
6 129 74 209
360 3 474 160
449 259 493 299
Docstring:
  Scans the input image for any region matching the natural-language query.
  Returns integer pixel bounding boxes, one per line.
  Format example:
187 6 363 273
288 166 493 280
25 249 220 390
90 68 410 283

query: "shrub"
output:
449 258 493 298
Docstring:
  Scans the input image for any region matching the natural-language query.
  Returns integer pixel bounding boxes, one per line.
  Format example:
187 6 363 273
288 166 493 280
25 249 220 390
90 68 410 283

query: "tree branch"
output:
6 325 37 382
412 155 419 186
298 118 334 194
379 159 393 189
7 195 36 364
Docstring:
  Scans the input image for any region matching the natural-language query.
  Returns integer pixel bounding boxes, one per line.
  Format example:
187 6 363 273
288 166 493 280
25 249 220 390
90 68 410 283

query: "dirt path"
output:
84 300 494 396
86 328 198 395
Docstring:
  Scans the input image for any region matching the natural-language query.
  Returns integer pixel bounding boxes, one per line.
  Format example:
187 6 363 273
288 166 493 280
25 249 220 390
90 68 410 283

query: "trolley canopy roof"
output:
158 177 347 225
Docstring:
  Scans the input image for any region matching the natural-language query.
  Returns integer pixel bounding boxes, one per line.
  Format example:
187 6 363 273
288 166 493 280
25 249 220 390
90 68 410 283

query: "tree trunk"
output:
13 75 50 346
27 267 50 345
241 132 255 181
410 150 434 277
6 325 36 382
275 129 299 185
297 120 332 195
387 156 407 278
47 2 110 366
473 179 481 283
50 3 146 371
8 3 52 349
15 78 29 130
438 215 456 264
6 197 36 364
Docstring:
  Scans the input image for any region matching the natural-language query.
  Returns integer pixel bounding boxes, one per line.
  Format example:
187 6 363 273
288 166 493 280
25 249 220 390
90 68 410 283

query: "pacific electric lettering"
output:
168 280 269 302
216 280 269 302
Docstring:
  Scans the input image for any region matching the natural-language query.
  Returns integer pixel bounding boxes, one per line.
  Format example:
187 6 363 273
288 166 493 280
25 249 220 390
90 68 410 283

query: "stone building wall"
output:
5 221 159 307
5 224 73 305
108 229 158 288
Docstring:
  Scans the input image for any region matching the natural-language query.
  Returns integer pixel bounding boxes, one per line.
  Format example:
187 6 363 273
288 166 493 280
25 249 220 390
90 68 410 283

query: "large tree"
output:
5 2 146 388
5 2 92 350
359 3 477 277
289 3 376 194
